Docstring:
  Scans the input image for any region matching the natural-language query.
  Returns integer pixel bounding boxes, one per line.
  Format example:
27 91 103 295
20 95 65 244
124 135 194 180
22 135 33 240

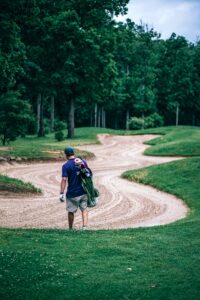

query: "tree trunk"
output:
101 107 103 128
126 109 130 130
67 97 75 138
127 65 129 76
115 114 118 129
37 93 41 135
38 94 45 137
142 112 145 129
90 108 93 127
141 93 145 129
192 112 195 126
50 95 55 132
94 103 98 127
97 107 101 128
102 108 106 128
176 102 179 126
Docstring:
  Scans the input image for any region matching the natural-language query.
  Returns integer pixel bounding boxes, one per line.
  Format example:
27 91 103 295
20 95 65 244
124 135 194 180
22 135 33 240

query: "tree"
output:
188 42 200 125
168 36 193 125
156 34 194 125
112 21 159 129
1 0 199 135
0 91 33 145
44 0 129 138
0 2 26 94
113 20 135 129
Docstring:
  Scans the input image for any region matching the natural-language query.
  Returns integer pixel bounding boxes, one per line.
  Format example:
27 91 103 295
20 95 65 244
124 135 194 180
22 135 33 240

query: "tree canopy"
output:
0 0 199 143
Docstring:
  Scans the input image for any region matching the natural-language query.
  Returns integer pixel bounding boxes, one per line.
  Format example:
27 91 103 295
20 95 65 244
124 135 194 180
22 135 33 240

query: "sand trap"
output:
0 134 188 230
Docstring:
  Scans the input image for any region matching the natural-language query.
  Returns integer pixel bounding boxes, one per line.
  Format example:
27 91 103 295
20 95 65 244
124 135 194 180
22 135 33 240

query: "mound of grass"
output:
0 127 129 161
143 126 200 156
0 175 41 194
0 128 104 160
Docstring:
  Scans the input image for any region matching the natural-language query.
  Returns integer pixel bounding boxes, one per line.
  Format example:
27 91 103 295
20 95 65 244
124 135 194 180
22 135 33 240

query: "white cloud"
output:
116 0 200 42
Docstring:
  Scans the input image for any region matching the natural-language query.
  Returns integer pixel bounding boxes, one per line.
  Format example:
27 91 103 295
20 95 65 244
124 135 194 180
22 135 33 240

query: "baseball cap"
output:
64 147 74 156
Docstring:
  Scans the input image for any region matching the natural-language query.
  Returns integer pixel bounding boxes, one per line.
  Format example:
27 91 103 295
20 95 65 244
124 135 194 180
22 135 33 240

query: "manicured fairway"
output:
0 223 199 300
0 126 200 299
0 126 199 160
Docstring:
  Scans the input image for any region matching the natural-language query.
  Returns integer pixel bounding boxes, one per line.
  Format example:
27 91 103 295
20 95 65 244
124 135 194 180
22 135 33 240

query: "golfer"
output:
59 146 89 230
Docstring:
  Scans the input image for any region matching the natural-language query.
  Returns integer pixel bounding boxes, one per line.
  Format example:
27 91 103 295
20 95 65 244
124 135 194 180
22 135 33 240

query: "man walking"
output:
59 147 89 230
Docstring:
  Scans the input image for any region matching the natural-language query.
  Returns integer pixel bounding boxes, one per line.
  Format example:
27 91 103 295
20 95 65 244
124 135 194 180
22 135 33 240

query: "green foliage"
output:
27 118 37 135
144 112 164 128
0 17 25 92
0 0 200 137
129 117 145 130
0 175 41 194
0 91 33 145
129 113 164 130
55 131 64 142
54 120 66 132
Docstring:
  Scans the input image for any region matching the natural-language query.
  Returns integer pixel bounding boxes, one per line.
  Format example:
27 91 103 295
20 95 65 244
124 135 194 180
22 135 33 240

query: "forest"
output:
0 0 200 144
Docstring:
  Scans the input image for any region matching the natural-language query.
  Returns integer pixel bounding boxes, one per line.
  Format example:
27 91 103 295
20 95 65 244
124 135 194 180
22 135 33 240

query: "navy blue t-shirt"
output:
62 158 88 198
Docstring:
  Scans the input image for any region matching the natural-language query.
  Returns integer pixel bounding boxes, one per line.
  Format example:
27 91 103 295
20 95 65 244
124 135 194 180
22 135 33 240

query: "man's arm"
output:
59 177 67 202
60 177 67 193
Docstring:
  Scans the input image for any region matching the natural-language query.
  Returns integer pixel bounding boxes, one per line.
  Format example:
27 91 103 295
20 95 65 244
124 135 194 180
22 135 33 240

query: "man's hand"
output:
59 192 65 202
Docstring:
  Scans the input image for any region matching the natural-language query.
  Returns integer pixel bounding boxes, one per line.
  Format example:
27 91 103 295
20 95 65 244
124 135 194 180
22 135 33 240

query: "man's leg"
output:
82 209 88 227
68 212 74 229
67 197 78 229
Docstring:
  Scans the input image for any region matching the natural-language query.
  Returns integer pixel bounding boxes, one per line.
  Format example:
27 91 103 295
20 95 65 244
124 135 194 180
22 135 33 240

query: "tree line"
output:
0 0 199 144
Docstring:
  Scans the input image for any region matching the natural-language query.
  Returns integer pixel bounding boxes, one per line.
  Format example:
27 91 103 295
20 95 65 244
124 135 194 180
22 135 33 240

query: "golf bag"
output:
74 158 99 207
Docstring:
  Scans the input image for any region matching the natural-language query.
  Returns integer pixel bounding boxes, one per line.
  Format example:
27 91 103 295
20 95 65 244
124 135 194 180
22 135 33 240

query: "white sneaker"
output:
82 226 88 230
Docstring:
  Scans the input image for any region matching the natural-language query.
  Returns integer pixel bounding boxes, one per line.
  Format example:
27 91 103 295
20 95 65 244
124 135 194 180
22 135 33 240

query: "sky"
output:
116 0 200 43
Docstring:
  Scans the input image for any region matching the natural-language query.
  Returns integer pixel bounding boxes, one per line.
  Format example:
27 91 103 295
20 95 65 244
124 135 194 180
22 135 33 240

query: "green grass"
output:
0 127 128 160
143 126 200 156
0 175 41 194
0 126 200 299
0 126 199 160
0 224 199 300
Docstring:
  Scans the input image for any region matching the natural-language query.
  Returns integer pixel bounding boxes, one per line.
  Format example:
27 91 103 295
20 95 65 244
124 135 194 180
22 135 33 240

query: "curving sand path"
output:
0 134 188 230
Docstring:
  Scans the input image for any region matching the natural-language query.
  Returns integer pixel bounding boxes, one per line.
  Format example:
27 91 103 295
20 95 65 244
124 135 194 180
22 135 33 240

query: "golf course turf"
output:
0 126 200 300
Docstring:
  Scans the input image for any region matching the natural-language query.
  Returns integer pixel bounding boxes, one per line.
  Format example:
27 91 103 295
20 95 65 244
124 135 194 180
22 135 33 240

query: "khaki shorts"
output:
66 194 88 213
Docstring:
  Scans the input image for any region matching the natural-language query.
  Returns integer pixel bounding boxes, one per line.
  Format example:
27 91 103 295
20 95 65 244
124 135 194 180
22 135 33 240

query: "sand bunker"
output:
0 134 188 230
